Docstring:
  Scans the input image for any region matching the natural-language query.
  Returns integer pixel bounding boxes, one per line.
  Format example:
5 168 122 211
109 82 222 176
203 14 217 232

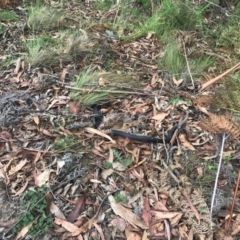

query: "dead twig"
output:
200 62 240 91
225 169 240 232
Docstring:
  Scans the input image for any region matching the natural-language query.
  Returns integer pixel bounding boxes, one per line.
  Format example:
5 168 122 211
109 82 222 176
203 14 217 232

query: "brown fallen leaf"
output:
142 196 151 227
67 193 86 223
179 134 195 151
16 221 34 240
34 169 53 186
85 127 116 144
0 219 15 227
55 217 79 232
9 159 28 175
13 180 28 197
125 225 141 240
50 202 66 219
108 195 147 229
172 75 183 86
71 217 98 236
149 210 182 221
69 101 81 114
93 223 105 240
110 218 127 232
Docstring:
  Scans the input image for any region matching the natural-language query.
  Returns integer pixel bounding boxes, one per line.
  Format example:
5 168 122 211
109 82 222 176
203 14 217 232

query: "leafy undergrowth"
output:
0 0 240 240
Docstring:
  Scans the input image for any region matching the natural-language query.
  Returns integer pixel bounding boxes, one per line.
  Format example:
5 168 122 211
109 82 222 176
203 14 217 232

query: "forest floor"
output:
0 0 240 239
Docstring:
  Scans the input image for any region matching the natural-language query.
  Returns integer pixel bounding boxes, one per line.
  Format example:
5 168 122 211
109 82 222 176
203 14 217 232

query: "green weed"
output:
113 149 132 167
54 136 81 150
224 154 232 163
114 192 127 203
103 161 113 169
14 185 53 238
161 38 186 74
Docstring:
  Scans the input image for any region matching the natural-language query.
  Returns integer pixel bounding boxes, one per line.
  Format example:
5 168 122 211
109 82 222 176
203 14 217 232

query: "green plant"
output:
113 149 132 167
216 73 240 112
114 192 127 203
125 0 210 42
94 0 113 11
0 11 18 21
217 3 240 56
71 70 139 106
205 160 216 171
103 161 113 169
54 136 81 150
159 36 215 76
27 0 64 32
71 68 109 106
24 36 62 67
168 96 181 106
224 154 232 163
14 185 53 238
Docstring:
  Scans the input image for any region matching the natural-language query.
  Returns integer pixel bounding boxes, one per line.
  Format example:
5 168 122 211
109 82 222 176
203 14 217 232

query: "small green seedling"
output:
113 149 132 167
114 192 127 203
103 162 113 169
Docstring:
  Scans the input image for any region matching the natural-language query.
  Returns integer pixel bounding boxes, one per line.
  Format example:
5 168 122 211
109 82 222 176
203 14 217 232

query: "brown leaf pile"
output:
198 105 240 139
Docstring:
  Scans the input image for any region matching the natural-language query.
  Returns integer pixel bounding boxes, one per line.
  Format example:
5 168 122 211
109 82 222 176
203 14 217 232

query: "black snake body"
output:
92 105 187 144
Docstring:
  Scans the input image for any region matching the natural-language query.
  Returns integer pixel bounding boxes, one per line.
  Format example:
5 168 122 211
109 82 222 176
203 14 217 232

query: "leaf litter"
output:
1 0 240 239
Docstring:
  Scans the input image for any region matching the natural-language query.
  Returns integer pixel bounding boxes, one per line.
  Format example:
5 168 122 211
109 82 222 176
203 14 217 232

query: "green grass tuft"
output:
125 0 211 42
27 1 64 32
0 11 18 21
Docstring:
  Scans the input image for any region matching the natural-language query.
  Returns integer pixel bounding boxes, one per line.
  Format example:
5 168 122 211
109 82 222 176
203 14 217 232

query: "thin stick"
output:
63 85 153 96
181 36 195 89
225 169 240 232
210 133 228 218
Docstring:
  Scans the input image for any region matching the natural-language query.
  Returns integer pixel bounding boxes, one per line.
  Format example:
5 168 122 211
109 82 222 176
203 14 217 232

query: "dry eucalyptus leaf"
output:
108 195 147 229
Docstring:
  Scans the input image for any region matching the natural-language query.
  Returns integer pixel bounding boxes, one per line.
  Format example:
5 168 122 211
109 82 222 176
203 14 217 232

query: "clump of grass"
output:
160 37 186 74
27 1 65 32
71 68 140 106
0 10 18 21
217 2 240 56
24 29 95 67
24 36 63 67
216 73 240 112
94 0 113 11
159 37 214 77
125 0 211 41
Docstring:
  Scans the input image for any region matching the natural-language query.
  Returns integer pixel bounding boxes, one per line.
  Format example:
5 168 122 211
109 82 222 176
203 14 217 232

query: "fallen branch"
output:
200 62 240 91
